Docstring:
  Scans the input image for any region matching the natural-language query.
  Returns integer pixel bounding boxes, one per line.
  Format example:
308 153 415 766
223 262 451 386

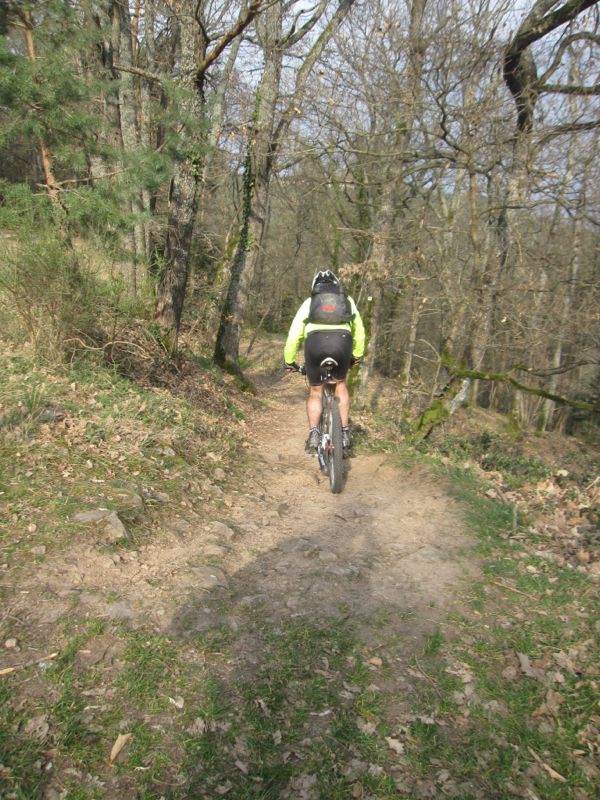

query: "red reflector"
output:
322 305 335 311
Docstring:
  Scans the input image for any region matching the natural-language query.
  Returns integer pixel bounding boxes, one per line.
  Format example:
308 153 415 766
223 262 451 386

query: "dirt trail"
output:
14 371 477 650
195 373 478 639
3 367 484 799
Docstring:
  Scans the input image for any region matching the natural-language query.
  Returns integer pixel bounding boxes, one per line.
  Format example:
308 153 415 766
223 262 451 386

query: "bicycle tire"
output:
328 397 344 493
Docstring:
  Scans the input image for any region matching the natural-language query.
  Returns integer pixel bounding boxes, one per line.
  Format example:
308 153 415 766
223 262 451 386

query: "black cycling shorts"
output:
304 330 353 386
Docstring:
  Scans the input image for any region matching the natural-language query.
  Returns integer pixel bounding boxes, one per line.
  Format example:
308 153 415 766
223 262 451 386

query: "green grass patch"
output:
397 462 600 799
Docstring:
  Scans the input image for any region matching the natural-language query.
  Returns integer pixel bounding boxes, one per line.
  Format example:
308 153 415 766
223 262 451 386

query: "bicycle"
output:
292 358 345 494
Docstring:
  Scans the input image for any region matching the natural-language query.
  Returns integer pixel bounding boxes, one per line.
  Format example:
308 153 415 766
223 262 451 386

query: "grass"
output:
401 475 599 799
176 616 411 799
0 345 250 567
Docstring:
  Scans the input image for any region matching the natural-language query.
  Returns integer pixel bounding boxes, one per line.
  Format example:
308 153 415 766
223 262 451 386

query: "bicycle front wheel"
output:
327 398 344 493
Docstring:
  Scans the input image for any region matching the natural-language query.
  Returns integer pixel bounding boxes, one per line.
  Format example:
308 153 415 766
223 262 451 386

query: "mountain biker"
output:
284 270 366 455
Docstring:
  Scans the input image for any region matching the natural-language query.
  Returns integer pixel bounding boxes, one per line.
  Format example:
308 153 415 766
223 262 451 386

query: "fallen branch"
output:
491 580 536 600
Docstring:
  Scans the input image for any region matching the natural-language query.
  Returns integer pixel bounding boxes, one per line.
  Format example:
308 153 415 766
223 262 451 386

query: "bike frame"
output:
292 358 344 493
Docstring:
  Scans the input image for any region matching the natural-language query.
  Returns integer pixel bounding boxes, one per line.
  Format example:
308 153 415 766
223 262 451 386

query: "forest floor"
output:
1 334 599 800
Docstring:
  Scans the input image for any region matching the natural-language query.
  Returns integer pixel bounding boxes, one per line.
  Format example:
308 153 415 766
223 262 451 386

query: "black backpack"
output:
305 284 355 325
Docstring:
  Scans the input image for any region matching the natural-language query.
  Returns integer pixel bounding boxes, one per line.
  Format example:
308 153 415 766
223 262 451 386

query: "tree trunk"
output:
111 0 145 293
155 3 205 349
539 195 583 430
155 0 262 350
358 0 428 399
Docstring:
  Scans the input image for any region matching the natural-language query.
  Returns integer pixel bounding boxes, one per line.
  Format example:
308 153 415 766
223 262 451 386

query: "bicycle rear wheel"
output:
327 398 344 493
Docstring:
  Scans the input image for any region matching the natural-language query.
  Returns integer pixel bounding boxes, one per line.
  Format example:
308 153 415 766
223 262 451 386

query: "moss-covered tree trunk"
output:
214 1 282 370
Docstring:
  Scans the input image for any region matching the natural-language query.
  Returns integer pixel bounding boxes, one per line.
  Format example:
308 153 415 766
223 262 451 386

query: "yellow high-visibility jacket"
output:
283 296 366 365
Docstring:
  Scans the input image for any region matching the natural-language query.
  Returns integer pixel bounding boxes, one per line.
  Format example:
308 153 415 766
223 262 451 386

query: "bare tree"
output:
213 0 357 373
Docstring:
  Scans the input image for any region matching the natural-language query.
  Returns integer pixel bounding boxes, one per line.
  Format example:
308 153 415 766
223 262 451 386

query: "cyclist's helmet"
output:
311 269 340 292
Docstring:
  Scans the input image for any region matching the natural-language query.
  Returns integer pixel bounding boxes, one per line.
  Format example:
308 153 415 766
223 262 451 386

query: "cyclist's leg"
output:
307 384 324 428
334 379 350 427
304 333 327 454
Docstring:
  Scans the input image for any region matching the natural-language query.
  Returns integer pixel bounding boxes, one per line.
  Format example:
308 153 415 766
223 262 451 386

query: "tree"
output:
214 0 357 373
155 0 263 352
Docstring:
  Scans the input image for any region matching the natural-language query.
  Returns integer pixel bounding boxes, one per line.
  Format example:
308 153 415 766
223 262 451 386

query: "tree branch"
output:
198 0 264 78
113 62 162 83
273 0 356 149
282 0 328 47
537 117 600 145
449 367 598 411
540 81 600 94
538 31 600 84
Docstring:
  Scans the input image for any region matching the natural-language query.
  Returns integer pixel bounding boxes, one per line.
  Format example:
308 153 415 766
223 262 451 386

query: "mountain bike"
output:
293 359 344 494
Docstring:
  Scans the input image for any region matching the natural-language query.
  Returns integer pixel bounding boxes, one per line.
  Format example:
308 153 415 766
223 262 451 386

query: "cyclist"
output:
284 270 365 454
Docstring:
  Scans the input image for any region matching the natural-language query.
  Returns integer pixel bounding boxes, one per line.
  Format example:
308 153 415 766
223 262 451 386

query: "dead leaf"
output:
235 760 248 774
516 653 545 681
357 718 377 735
256 698 270 717
368 657 383 668
533 689 564 723
553 650 578 673
385 736 405 755
186 718 207 736
109 732 133 763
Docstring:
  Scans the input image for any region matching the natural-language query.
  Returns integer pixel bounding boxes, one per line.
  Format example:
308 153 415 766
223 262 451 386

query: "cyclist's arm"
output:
349 297 366 358
283 299 310 364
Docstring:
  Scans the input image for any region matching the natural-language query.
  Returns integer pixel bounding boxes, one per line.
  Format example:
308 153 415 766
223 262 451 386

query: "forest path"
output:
193 369 479 647
6 364 484 799
15 367 477 658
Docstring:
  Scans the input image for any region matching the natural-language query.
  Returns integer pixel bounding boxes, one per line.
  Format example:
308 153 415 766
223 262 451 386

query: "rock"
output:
203 544 226 558
4 638 18 649
325 565 360 577
208 521 236 540
170 518 195 537
38 405 66 423
105 487 144 509
160 447 176 457
214 468 226 481
587 561 600 579
318 550 338 563
103 512 130 543
104 601 136 620
37 603 71 624
237 523 258 533
74 509 111 524
189 566 228 590
31 546 46 556
142 488 170 503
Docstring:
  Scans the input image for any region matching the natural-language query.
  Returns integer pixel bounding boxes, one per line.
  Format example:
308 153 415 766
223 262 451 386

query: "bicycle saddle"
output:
320 357 338 367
